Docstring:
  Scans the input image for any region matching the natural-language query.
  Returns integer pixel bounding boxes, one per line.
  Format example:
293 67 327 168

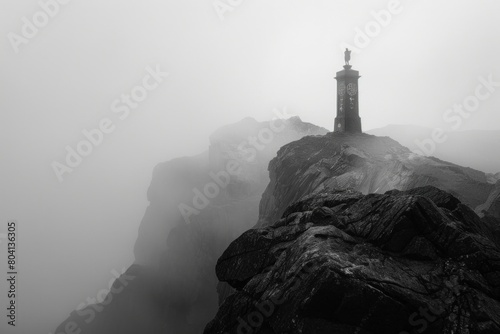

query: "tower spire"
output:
334 50 362 133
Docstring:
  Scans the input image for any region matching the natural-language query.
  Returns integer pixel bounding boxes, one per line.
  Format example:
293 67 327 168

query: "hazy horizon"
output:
1 1 500 333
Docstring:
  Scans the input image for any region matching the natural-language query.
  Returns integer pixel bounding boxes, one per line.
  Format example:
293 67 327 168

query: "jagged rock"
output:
56 125 499 334
385 186 462 211
257 132 494 227
205 187 500 334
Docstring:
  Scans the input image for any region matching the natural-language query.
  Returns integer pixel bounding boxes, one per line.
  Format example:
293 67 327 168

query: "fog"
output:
1 0 500 333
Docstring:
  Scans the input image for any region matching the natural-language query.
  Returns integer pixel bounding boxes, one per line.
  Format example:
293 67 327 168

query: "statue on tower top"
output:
344 48 351 66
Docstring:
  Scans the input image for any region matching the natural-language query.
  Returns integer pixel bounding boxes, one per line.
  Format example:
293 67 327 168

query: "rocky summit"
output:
55 126 500 334
205 186 500 334
257 132 495 227
205 131 500 334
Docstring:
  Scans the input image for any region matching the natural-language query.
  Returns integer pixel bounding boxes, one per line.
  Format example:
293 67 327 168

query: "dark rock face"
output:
55 117 327 334
56 126 499 334
257 132 494 227
205 187 500 334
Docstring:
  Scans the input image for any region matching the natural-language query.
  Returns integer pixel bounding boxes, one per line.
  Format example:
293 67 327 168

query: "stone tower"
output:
334 52 362 133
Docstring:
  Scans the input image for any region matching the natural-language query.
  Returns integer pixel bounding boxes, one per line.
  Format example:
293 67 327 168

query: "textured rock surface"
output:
55 117 327 334
205 187 500 334
257 132 494 227
56 127 499 334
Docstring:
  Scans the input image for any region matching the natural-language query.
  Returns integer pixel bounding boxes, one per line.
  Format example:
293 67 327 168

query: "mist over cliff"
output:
206 131 500 334
3 2 500 333
55 116 327 334
367 125 500 174
53 118 500 334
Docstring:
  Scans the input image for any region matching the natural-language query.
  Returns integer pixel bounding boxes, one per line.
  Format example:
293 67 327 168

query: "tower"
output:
334 50 362 133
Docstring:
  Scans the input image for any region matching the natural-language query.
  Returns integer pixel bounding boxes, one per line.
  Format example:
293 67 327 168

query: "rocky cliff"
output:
257 132 494 227
55 117 328 334
56 126 500 334
134 116 327 265
205 186 500 334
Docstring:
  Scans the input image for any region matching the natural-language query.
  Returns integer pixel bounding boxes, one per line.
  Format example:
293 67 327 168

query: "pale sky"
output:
1 1 500 333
